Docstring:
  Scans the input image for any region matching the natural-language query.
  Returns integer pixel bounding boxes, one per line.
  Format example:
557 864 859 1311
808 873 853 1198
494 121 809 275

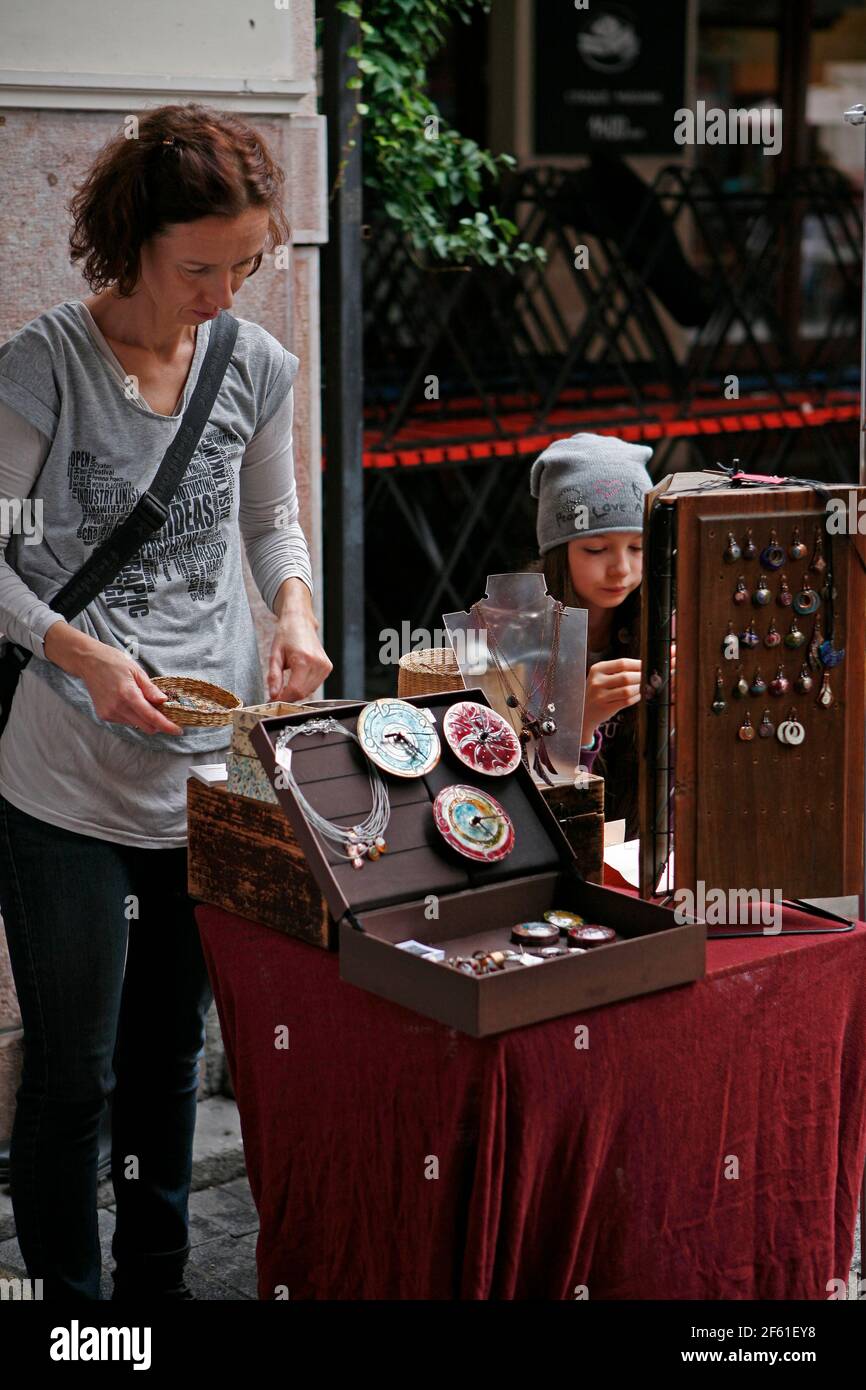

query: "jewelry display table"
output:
195 892 866 1300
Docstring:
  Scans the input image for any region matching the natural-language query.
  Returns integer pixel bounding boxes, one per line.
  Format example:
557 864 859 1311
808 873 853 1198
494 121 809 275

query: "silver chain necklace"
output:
274 718 390 870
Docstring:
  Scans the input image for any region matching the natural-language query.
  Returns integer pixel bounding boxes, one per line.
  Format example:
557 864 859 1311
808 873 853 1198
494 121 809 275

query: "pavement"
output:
0 1095 258 1300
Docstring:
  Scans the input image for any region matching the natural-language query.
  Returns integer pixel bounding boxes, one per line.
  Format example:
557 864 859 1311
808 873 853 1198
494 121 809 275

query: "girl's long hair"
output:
534 543 641 838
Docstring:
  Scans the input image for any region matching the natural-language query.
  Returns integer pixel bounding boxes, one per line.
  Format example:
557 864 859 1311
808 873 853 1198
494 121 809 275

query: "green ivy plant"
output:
333 0 546 272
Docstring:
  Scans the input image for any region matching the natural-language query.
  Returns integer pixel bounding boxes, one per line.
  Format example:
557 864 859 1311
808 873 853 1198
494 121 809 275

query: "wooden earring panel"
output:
641 485 866 900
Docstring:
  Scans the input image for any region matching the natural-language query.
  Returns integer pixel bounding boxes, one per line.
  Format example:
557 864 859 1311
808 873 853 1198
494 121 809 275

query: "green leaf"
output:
322 0 534 273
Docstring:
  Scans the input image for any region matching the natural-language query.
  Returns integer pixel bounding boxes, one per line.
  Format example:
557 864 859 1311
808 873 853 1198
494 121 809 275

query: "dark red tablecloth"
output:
196 897 866 1300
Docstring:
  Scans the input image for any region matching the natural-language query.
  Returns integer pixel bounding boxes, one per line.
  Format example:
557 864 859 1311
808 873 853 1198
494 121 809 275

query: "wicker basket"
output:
397 646 466 699
152 675 242 727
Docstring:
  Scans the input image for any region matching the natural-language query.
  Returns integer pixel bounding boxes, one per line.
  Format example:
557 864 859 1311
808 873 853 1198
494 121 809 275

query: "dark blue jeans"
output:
0 793 214 1302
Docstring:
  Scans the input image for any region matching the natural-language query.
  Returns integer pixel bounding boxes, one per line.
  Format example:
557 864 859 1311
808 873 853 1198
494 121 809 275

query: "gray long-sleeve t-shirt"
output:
0 299 313 847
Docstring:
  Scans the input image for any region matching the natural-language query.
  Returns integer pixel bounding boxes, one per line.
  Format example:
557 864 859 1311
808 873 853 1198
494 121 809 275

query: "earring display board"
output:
639 477 866 901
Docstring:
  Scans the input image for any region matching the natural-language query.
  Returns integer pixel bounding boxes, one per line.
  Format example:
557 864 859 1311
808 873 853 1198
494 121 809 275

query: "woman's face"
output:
567 531 643 608
138 207 271 323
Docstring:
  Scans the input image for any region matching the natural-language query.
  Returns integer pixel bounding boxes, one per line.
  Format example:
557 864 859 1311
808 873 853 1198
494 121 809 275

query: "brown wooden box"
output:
187 778 334 948
542 779 605 883
187 751 604 946
250 690 705 1036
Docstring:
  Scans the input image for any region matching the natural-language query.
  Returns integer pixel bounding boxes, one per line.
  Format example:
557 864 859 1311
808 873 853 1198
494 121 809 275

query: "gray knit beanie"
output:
529 432 654 555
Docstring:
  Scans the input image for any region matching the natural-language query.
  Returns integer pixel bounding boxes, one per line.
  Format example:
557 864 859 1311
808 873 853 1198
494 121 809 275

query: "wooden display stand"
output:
640 476 866 901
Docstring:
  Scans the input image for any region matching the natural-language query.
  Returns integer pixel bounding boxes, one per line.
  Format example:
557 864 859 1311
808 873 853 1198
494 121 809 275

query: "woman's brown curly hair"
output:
68 104 292 296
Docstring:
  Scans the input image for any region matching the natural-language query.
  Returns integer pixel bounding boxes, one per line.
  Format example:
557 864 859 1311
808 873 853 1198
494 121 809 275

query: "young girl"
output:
530 433 655 840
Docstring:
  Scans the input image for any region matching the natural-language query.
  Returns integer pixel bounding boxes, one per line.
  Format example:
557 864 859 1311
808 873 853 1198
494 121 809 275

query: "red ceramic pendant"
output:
442 700 522 776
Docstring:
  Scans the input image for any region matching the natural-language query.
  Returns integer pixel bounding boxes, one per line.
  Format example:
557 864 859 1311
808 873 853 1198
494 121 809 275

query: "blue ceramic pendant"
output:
792 585 820 616
760 531 785 570
819 640 845 669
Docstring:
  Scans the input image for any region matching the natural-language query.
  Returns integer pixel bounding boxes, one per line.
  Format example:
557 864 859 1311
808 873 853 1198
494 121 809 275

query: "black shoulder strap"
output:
49 308 239 621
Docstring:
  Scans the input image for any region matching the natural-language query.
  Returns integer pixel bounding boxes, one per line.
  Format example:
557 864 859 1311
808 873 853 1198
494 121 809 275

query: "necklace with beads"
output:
274 718 390 870
471 598 564 785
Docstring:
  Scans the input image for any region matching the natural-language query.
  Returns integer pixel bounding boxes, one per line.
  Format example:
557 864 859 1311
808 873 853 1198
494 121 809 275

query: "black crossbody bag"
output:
0 309 239 737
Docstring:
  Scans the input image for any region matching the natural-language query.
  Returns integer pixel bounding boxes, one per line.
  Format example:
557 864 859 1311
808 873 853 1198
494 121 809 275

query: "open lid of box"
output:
249 689 580 926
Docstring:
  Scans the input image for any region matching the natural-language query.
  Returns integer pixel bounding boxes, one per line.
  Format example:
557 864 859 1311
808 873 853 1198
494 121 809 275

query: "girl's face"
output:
567 531 643 608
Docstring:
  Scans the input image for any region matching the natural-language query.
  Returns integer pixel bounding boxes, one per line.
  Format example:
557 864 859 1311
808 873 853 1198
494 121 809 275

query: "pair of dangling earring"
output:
737 708 806 745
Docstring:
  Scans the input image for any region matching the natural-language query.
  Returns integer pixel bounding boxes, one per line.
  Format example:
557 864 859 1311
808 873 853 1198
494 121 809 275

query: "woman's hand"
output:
581 657 642 745
267 578 333 701
43 622 183 733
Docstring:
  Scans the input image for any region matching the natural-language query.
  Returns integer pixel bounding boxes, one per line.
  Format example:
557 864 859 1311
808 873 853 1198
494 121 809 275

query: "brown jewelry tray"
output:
250 690 706 1036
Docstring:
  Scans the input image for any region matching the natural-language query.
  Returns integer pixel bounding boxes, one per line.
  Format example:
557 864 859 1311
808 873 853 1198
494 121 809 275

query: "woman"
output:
530 433 655 839
0 103 331 1302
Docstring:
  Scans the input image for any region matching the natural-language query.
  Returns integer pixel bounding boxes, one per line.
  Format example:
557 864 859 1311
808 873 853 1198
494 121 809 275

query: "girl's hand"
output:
581 657 642 745
580 643 677 746
267 613 333 701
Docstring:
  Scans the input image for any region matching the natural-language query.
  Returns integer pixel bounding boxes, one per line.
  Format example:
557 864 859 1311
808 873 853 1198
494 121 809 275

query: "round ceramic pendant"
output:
792 586 820 616
544 909 585 930
511 920 559 946
442 700 522 777
357 698 441 777
433 784 515 862
777 716 805 746
760 532 785 570
567 924 617 947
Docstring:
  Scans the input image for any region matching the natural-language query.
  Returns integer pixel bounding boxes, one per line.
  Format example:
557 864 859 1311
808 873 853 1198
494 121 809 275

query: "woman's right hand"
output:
581 657 642 745
43 623 183 734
